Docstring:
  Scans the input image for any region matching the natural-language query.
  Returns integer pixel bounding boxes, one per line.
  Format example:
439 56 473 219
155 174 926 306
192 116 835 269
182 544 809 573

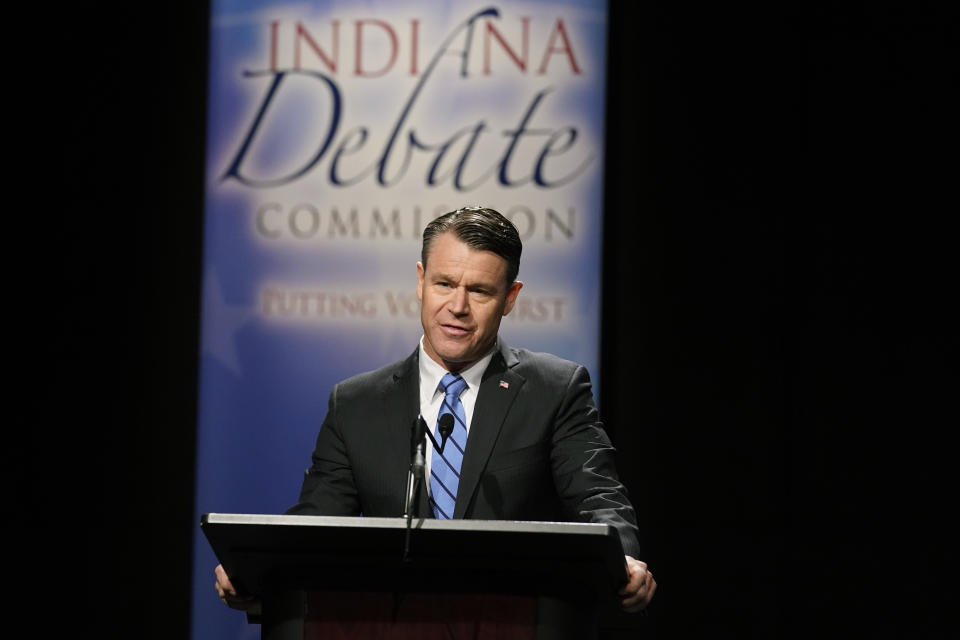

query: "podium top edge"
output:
201 513 614 536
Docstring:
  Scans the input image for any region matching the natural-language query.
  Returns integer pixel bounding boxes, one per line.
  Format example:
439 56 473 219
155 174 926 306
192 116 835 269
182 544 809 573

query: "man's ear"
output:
416 262 425 302
502 281 523 316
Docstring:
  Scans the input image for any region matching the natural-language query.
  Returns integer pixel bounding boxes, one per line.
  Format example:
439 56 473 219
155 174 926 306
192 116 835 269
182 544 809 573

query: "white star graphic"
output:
200 268 252 376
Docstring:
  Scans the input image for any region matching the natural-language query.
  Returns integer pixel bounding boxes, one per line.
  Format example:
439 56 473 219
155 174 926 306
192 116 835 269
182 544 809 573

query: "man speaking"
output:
215 206 656 613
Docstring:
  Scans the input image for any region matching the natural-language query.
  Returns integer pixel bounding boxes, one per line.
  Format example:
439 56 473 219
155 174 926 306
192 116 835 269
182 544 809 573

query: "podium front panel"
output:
202 513 628 599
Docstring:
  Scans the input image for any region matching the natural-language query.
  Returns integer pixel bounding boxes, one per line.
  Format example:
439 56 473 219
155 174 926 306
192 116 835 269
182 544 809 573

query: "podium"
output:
202 513 639 640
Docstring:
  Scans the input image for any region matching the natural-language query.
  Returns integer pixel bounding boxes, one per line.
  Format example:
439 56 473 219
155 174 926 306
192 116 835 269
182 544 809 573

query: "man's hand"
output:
214 564 258 611
619 556 657 612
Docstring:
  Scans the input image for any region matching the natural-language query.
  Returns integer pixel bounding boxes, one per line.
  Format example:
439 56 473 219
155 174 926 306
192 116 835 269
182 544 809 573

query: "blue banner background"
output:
192 2 608 638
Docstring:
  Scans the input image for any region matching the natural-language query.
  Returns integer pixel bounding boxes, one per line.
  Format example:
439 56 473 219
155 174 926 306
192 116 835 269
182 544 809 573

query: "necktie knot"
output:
440 373 468 400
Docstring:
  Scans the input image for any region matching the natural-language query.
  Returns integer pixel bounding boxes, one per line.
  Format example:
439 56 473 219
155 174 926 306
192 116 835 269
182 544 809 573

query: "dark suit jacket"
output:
287 339 640 558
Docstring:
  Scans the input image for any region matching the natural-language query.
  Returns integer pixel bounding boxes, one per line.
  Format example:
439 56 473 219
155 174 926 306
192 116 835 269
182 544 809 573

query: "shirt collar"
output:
418 337 496 399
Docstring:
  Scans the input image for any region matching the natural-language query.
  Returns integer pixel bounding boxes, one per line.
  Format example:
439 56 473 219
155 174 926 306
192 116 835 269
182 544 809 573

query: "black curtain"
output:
602 2 954 638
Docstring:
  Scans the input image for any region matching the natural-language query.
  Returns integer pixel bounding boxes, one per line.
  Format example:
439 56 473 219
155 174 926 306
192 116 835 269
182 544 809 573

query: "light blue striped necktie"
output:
430 373 468 519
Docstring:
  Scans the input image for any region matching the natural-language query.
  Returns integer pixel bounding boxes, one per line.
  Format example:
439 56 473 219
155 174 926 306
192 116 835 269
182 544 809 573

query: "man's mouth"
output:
441 324 470 336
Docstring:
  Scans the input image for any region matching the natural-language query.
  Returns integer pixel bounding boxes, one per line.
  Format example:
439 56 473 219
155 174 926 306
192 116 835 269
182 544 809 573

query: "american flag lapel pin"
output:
499 380 509 389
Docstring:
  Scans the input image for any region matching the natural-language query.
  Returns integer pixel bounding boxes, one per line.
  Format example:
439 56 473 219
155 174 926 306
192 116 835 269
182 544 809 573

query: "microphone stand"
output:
402 416 451 561
403 416 427 561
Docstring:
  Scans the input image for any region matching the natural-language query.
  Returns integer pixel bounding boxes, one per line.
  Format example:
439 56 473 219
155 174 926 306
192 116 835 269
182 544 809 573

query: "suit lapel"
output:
384 349 422 515
454 342 525 518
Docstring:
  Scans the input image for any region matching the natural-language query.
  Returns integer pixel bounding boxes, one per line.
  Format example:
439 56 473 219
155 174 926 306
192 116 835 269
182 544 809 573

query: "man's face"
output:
417 231 522 373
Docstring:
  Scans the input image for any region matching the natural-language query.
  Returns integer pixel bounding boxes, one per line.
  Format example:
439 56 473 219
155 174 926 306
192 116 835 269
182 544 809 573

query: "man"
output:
216 206 656 613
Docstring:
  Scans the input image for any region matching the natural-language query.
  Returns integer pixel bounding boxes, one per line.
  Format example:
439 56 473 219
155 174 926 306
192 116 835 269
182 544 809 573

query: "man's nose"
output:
449 287 469 315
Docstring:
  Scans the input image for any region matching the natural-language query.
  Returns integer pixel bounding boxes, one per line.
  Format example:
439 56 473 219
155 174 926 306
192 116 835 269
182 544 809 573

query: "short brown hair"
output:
421 207 522 285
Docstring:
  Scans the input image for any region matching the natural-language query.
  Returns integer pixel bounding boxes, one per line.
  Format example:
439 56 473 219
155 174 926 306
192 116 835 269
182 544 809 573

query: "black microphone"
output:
437 413 454 454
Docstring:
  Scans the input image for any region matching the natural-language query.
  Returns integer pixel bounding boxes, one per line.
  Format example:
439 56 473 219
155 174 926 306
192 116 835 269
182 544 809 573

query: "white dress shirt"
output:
417 337 495 496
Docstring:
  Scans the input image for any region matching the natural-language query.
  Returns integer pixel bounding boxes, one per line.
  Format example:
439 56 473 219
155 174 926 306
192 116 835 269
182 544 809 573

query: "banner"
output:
191 2 609 637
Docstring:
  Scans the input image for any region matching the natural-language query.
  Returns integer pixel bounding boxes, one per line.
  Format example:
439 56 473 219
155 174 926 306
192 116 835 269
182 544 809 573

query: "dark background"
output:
37 1 954 638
